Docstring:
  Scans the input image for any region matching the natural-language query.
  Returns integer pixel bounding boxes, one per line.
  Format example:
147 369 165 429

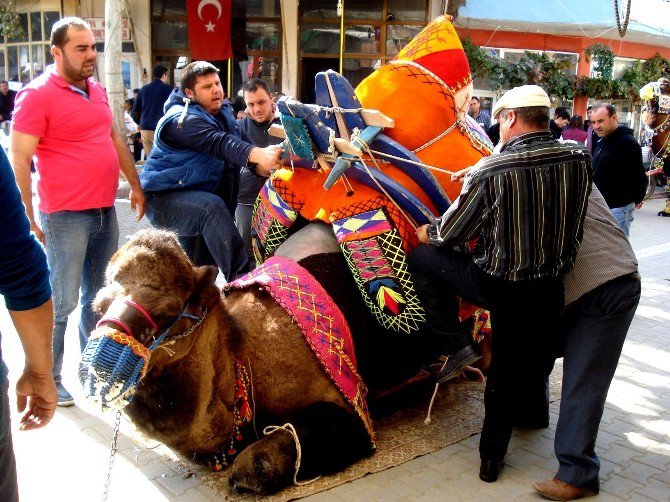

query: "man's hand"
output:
451 166 472 183
416 224 431 244
30 222 45 245
249 144 283 177
15 370 57 431
129 187 146 221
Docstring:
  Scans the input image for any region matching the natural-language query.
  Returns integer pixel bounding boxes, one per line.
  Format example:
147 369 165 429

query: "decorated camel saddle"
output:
252 15 493 336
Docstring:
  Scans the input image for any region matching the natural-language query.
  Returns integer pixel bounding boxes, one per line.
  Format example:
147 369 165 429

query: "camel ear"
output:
191 265 221 308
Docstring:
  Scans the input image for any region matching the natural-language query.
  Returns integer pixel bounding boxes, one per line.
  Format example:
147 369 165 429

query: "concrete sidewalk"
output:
2 195 669 501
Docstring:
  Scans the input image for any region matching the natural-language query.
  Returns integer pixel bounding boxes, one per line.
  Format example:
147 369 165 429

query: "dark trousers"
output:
554 273 640 488
0 379 18 502
407 245 563 460
145 191 250 282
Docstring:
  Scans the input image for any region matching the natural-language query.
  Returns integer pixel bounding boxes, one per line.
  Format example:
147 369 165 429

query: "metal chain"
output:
102 410 122 502
614 0 632 37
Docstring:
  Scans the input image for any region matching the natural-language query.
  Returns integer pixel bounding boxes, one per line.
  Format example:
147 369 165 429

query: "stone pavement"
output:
2 195 669 501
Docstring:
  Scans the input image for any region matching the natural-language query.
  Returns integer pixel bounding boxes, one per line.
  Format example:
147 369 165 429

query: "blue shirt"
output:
0 150 51 382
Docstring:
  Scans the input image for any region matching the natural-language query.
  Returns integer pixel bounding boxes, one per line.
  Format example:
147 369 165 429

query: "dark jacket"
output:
592 126 647 208
0 89 17 121
133 78 174 130
237 115 282 204
549 119 563 140
486 122 500 146
140 89 254 215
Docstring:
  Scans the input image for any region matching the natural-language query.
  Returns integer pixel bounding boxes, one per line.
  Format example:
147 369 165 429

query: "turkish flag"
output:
187 0 232 60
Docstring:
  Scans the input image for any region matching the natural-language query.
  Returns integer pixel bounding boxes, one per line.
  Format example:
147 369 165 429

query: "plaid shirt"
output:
428 131 592 281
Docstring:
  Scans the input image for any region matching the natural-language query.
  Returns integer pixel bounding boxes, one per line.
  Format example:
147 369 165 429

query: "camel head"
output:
640 77 670 171
79 229 221 410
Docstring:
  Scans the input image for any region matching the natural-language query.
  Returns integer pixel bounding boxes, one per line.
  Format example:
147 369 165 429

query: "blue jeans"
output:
554 273 640 489
40 208 119 382
0 379 18 502
146 191 249 281
610 203 635 237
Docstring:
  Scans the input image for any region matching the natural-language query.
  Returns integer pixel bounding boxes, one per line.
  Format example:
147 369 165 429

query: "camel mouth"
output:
79 332 149 411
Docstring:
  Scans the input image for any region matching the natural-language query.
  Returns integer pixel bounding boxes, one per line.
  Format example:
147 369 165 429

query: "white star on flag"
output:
205 21 215 32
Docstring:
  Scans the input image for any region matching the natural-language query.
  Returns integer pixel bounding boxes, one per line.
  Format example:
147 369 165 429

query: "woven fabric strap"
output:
226 256 375 445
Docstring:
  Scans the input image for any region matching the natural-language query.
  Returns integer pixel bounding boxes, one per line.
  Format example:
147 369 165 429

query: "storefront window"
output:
245 0 281 17
298 0 428 102
301 23 341 55
153 21 189 51
345 25 381 54
30 12 42 42
386 24 422 56
2 10 59 83
246 22 279 51
152 0 187 17
151 0 281 94
387 0 428 21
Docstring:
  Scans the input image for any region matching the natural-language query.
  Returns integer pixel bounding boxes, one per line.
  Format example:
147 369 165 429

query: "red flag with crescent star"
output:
187 0 232 60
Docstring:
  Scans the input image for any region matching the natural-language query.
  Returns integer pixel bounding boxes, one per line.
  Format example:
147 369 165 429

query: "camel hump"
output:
274 222 339 262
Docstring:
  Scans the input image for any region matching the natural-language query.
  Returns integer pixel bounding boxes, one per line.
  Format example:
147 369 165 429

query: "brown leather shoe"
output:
534 477 599 501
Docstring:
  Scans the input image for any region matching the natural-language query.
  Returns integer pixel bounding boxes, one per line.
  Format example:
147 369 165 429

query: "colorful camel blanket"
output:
225 256 375 445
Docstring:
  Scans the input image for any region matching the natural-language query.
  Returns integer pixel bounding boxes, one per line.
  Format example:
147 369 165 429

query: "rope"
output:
367 148 456 176
354 136 431 229
263 423 321 486
614 0 631 37
412 121 460 154
424 381 441 425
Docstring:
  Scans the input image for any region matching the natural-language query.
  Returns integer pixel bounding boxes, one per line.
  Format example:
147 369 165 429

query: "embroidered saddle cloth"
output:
225 256 375 445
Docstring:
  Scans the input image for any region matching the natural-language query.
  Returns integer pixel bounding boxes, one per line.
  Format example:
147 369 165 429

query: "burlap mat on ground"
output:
172 365 562 501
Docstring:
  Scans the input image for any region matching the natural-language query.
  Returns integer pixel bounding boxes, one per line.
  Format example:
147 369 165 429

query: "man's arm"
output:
111 126 146 220
429 175 487 247
162 115 282 178
8 130 43 242
9 299 57 430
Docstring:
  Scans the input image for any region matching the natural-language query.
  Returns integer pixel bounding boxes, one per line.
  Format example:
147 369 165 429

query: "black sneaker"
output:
56 382 75 407
436 345 482 383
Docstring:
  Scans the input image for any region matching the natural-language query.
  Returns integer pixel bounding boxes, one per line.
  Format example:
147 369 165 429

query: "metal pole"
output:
227 58 233 99
338 0 345 74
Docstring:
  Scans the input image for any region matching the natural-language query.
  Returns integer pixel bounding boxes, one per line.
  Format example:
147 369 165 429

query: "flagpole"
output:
227 58 233 99
338 0 345 74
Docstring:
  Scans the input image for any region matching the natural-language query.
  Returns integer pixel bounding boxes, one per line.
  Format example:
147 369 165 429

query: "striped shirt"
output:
564 185 637 305
428 131 592 281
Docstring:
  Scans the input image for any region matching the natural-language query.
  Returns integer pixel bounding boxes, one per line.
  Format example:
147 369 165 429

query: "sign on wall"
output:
84 18 131 41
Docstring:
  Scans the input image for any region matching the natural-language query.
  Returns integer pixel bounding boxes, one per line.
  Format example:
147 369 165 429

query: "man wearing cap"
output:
408 85 592 483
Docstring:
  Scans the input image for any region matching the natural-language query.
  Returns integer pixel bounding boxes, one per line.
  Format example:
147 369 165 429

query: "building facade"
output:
3 0 669 117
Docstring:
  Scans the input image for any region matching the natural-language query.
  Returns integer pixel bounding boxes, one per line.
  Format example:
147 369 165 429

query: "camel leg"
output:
229 402 373 494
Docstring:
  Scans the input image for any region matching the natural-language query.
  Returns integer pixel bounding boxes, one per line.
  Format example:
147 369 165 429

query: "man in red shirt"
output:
9 17 145 407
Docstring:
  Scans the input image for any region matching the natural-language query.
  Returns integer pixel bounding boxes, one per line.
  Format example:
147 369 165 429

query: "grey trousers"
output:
555 273 640 489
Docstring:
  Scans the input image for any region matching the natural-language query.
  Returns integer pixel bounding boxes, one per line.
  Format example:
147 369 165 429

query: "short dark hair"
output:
554 108 570 121
500 106 550 130
152 65 168 79
591 103 616 117
180 61 219 92
0 80 7 85
133 88 140 94
241 78 271 96
50 17 91 48
471 96 481 103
